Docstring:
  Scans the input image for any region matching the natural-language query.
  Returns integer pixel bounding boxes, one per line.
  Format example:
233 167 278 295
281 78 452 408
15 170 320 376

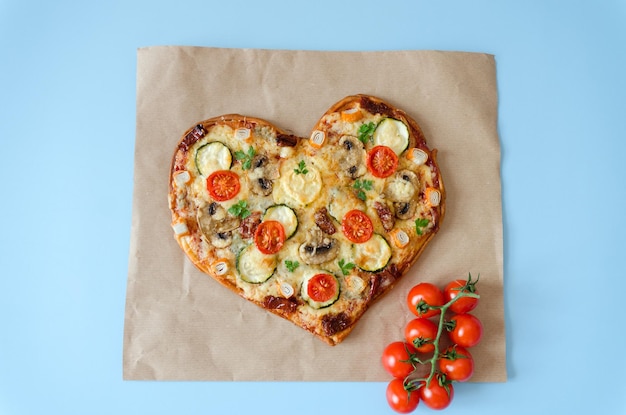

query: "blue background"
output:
1 1 625 414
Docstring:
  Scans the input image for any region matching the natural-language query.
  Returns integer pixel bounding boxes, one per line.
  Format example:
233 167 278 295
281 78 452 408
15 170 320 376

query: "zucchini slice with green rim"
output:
262 204 298 239
195 141 233 176
372 118 410 155
352 234 392 272
236 244 276 284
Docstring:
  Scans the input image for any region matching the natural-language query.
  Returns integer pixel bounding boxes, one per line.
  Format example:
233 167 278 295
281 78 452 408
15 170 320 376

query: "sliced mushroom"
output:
299 228 339 265
197 202 240 248
393 201 417 220
398 170 419 187
210 231 233 248
249 154 279 196
337 135 367 179
384 170 420 220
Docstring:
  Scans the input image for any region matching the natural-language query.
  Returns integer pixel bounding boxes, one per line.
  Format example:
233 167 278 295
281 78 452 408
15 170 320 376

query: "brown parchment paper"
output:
123 46 506 382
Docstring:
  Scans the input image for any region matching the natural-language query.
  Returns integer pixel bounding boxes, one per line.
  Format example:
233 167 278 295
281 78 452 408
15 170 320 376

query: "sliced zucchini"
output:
195 141 233 176
236 244 276 284
372 118 410 155
300 271 340 309
352 234 392 272
263 204 298 238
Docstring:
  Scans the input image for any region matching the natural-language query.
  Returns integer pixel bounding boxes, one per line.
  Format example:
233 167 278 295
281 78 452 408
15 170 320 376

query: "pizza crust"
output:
168 95 445 345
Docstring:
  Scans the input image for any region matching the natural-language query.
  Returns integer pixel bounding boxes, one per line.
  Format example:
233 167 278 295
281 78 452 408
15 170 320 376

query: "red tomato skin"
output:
406 283 444 318
381 341 418 379
307 273 338 303
448 313 483 348
438 346 474 382
404 318 438 353
386 378 419 414
206 170 240 201
419 376 454 410
367 145 399 178
444 279 479 314
341 209 373 243
253 221 285 254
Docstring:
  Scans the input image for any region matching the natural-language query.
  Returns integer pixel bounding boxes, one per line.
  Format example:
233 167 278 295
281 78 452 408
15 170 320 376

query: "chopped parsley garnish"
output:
284 260 300 272
294 160 309 175
353 179 373 201
228 200 251 219
234 146 255 170
358 122 376 144
338 258 356 276
415 218 429 236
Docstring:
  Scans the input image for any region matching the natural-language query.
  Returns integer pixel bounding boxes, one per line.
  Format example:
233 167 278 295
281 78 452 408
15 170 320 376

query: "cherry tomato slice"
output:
253 220 285 254
206 170 240 201
307 273 338 303
341 209 373 243
367 145 398 178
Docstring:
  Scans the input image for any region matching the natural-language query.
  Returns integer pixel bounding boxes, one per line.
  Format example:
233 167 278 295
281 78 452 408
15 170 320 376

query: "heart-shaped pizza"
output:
168 95 445 345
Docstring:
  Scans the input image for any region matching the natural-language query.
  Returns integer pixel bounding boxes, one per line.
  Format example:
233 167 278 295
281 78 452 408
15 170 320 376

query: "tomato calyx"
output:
438 345 474 382
398 343 424 368
412 335 433 350
444 272 481 314
439 345 469 361
443 318 457 332
453 272 479 294
415 298 441 317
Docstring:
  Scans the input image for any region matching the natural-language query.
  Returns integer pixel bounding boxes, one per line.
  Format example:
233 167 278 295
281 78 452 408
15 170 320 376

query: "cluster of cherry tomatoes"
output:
381 274 483 413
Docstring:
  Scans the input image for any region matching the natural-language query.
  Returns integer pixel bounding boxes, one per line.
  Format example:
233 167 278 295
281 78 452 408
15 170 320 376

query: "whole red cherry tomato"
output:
386 378 419 413
447 313 483 348
407 282 444 318
404 318 438 353
444 275 479 314
438 345 474 382
419 375 454 410
381 341 418 379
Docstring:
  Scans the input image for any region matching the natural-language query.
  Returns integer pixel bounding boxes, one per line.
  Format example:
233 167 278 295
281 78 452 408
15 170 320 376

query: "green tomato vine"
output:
411 286 479 389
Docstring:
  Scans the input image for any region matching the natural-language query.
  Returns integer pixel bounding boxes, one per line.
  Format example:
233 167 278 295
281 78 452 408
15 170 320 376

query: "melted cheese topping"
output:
273 159 322 208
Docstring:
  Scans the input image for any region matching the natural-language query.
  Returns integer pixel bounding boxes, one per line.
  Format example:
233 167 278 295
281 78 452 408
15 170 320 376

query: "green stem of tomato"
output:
410 290 480 388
